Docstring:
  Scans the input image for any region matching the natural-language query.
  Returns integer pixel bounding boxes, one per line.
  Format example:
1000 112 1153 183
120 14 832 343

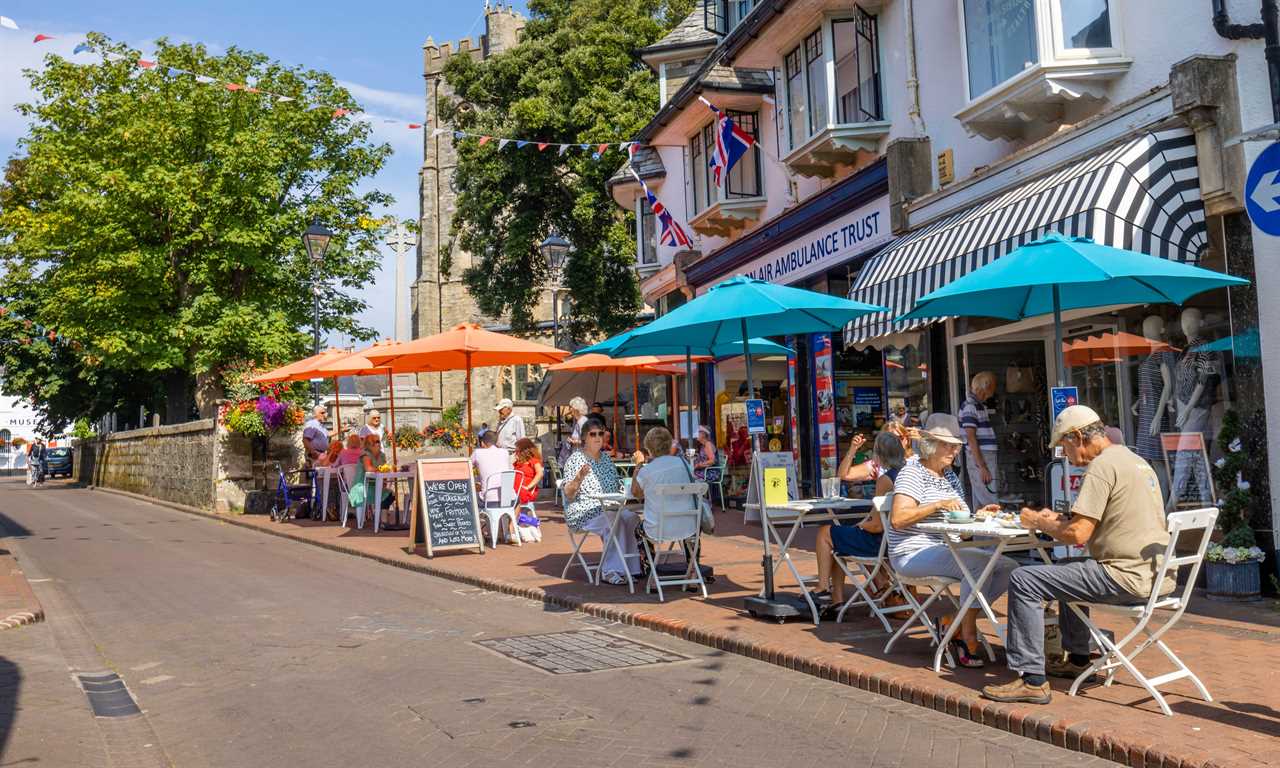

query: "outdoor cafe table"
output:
315 466 339 520
746 497 873 625
914 520 1055 673
367 470 414 532
584 491 640 594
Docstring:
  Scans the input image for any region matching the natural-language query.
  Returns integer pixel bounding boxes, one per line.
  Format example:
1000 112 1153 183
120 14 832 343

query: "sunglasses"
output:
585 430 606 437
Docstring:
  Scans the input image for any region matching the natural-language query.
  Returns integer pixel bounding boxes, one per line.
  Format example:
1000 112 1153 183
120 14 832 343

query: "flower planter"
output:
1204 560 1262 602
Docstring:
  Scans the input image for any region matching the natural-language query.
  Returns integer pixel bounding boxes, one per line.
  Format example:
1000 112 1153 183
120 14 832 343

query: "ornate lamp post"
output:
539 231 571 349
302 217 333 404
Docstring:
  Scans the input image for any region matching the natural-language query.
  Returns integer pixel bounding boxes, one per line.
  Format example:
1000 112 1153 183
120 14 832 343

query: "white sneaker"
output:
602 572 627 585
532 527 542 542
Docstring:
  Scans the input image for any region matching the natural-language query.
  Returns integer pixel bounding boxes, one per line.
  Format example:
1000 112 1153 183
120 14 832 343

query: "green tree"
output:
0 35 392 425
441 0 694 339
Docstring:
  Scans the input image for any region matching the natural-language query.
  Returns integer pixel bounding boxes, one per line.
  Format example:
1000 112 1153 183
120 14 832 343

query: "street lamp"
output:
539 230 571 349
303 217 333 404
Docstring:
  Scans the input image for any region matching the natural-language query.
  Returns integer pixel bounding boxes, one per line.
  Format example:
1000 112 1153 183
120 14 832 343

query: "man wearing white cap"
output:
982 405 1170 705
494 398 525 452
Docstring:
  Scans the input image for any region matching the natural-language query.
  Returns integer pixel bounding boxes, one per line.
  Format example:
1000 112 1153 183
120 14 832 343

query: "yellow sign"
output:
937 148 955 185
763 467 789 507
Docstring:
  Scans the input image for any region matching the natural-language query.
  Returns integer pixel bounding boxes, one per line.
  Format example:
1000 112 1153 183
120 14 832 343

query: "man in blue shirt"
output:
958 372 999 507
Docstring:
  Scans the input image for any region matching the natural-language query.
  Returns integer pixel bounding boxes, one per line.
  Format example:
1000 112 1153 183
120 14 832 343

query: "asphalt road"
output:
0 479 1110 767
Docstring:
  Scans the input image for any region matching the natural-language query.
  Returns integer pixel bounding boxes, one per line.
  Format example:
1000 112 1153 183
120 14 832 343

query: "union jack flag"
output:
640 178 692 249
706 99 756 187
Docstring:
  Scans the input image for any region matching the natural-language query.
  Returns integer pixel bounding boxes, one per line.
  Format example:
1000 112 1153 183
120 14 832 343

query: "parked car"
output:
44 447 73 478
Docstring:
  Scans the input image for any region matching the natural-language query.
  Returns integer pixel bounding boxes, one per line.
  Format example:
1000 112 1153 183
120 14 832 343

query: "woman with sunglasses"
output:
561 414 641 584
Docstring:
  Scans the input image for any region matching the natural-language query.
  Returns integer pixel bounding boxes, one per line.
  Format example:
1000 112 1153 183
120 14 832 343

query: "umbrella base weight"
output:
744 593 811 623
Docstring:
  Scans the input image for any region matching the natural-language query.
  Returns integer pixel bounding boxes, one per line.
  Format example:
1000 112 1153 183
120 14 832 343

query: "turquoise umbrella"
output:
610 275 885 397
1192 327 1260 358
900 233 1249 386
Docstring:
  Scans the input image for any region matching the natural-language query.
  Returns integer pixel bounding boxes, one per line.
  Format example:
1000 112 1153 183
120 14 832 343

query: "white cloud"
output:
339 80 421 121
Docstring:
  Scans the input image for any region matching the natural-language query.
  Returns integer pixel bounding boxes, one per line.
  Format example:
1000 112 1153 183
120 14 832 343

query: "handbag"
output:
1006 363 1037 394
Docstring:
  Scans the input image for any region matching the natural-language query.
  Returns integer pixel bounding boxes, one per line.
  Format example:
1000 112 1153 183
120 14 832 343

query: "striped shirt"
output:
886 457 969 560
957 394 997 453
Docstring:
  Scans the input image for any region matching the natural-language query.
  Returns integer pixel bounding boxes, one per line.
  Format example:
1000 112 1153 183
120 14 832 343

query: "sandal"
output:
949 638 985 668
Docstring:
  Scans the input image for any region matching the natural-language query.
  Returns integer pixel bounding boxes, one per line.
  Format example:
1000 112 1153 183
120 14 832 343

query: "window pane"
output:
639 199 657 264
805 31 828 134
704 123 718 206
726 111 760 198
729 0 754 29
690 132 707 214
834 13 881 123
785 47 806 150
1060 0 1111 49
963 0 1038 97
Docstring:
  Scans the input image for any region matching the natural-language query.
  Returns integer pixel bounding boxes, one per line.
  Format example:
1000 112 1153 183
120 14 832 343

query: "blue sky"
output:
0 0 527 346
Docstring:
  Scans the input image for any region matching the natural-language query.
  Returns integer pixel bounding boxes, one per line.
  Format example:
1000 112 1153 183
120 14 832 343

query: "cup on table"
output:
946 509 973 523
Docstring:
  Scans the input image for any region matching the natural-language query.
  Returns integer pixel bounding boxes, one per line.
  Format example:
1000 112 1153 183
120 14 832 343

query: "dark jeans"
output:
1005 558 1145 676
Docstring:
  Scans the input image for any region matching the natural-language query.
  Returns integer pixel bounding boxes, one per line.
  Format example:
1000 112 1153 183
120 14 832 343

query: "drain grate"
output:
475 630 690 675
77 672 141 718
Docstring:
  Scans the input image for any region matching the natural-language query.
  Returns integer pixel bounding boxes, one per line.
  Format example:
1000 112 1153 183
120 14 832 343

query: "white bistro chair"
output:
560 478 601 583
1066 506 1218 716
834 494 915 632
336 464 365 529
480 470 521 548
640 481 709 602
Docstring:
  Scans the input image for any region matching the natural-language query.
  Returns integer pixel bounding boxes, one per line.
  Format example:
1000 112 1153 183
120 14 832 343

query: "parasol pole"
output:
1053 285 1066 387
685 346 695 460
672 372 679 443
632 369 640 450
465 351 474 442
333 377 342 440
613 369 620 455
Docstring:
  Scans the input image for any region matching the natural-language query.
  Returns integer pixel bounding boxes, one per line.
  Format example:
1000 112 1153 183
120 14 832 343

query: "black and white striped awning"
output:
847 128 1208 344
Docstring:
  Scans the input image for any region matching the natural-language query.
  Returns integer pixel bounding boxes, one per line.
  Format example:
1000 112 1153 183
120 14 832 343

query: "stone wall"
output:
76 420 217 509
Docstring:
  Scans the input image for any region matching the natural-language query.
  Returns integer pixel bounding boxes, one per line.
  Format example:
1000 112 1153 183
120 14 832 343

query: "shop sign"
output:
1050 386 1079 421
745 399 766 435
699 196 890 292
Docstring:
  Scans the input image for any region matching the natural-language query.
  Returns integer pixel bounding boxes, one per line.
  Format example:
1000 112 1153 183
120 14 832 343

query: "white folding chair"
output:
336 464 365 529
1066 506 1218 716
640 482 709 602
834 494 915 632
559 479 602 582
480 470 521 548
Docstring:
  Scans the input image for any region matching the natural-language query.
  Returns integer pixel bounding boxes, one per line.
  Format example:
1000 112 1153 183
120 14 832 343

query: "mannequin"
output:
1168 308 1220 510
1132 315 1175 498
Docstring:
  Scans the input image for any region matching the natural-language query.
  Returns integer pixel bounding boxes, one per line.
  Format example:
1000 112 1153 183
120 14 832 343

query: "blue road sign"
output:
1050 386 1079 422
1245 142 1280 235
745 398 766 435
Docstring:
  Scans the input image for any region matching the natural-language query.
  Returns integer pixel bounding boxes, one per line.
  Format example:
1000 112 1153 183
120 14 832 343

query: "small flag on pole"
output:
634 172 692 249
702 97 756 187
0 16 19 30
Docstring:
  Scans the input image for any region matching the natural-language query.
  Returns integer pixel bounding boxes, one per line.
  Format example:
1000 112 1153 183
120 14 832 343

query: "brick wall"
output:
77 420 217 508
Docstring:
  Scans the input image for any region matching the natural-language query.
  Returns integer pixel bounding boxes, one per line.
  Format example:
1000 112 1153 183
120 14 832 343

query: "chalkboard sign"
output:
1161 432 1217 510
408 458 484 556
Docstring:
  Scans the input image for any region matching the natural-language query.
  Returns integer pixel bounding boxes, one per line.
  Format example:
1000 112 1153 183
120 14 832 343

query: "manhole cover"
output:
475 630 690 674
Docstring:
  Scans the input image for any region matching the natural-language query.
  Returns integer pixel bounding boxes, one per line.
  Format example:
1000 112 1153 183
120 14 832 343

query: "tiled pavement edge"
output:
90 485 1275 768
0 550 45 630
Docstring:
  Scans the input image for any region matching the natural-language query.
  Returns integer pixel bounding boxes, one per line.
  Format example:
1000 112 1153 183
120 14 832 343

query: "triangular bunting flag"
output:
73 42 91 54
225 82 244 92
478 136 491 146
558 145 569 156
579 144 589 150
33 33 53 43
498 139 510 150
408 123 423 129
431 128 446 136
246 87 260 94
276 95 294 103
0 16 18 30
165 67 183 77
332 108 349 118
195 75 216 84
516 140 529 149
592 152 601 160
598 143 609 154
137 59 156 68
454 131 464 139
537 143 549 151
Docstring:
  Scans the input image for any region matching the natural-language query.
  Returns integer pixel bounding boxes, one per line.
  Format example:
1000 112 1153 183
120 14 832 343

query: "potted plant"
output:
1205 410 1265 601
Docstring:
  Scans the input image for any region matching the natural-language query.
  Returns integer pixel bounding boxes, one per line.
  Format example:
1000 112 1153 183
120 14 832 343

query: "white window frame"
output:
502 364 544 405
779 9 884 154
634 195 658 267
688 110 763 214
956 0 1125 103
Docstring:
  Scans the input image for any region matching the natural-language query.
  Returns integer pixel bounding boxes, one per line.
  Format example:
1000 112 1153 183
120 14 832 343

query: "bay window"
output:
690 110 761 214
962 0 1038 99
783 7 883 154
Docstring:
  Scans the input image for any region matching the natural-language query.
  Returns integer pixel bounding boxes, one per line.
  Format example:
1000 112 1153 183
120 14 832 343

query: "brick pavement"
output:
0 478 1107 768
0 550 43 630
95 484 1280 768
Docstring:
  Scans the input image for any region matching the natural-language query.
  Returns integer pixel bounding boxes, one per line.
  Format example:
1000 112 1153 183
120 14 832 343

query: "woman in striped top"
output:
889 414 1017 668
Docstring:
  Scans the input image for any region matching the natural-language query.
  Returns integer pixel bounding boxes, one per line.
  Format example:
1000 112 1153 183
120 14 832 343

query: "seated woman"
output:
630 427 705 579
561 414 641 585
814 430 907 613
888 414 1015 668
839 421 916 485
337 434 365 466
316 441 343 468
512 438 544 542
356 434 394 526
691 426 717 479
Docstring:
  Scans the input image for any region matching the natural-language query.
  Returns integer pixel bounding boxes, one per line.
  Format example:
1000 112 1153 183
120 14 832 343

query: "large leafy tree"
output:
442 0 694 339
0 35 391 427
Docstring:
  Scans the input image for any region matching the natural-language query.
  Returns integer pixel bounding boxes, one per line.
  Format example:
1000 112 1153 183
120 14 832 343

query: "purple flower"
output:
256 396 287 432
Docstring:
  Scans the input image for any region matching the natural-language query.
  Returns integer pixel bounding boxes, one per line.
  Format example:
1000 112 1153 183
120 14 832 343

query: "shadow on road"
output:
0 655 20 761
0 512 33 540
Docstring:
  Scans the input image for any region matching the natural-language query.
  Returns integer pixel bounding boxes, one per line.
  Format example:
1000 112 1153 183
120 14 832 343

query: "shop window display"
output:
712 355 792 500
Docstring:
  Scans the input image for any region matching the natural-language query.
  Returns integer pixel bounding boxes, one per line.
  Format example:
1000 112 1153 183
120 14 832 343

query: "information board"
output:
1161 432 1217 509
1050 386 1079 422
744 451 799 522
745 399 766 435
408 457 484 556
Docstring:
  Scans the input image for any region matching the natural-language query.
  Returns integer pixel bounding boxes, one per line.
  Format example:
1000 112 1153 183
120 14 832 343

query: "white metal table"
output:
585 491 639 593
367 470 414 533
746 497 873 624
314 466 339 522
914 520 1055 673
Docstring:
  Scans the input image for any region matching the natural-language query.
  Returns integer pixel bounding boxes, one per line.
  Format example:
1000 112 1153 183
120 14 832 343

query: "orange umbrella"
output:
366 323 569 436
1063 332 1177 367
312 340 422 469
545 354 706 447
251 348 350 383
